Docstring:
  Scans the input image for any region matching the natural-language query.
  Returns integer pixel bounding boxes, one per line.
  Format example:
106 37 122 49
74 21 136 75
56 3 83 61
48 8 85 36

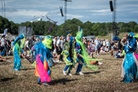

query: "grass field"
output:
0 54 138 92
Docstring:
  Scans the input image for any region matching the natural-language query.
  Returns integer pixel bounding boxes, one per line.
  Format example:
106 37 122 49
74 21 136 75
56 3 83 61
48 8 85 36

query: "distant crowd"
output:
0 34 129 61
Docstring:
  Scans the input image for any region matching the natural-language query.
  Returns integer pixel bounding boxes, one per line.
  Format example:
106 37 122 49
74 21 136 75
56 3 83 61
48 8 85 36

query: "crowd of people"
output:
1 31 138 85
0 33 126 60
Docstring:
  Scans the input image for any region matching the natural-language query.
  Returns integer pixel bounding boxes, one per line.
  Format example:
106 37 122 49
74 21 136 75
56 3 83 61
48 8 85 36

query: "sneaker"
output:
63 70 67 75
54 60 60 63
68 73 72 76
56 60 59 62
14 68 19 71
42 82 49 86
79 72 84 75
98 62 103 65
58 60 62 63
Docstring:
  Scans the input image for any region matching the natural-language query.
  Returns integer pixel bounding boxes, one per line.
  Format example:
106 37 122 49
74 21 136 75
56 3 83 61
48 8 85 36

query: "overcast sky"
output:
1 0 138 25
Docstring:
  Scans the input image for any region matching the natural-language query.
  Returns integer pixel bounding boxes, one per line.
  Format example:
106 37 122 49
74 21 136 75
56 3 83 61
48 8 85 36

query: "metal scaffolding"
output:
110 0 118 40
61 0 72 33
1 0 6 17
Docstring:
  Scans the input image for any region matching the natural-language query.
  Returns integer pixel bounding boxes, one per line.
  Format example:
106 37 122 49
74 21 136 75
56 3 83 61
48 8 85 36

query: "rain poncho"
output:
75 29 100 71
121 32 138 83
31 35 53 83
13 33 25 71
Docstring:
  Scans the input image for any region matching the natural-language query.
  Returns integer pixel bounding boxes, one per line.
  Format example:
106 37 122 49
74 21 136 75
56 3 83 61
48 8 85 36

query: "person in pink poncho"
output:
31 35 54 85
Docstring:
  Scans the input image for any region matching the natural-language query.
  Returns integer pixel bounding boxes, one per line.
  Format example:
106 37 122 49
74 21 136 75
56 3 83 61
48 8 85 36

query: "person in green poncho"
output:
74 28 100 75
62 34 75 76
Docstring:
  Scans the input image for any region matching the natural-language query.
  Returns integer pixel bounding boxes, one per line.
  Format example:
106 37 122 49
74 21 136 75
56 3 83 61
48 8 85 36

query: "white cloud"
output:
88 9 111 16
90 9 110 13
6 9 48 17
67 14 84 19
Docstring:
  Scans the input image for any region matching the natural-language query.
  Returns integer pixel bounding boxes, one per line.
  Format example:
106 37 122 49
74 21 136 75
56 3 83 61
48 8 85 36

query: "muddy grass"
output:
0 54 138 92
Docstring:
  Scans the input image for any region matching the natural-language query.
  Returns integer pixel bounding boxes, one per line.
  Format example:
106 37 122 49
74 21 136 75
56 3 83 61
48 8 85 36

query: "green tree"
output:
134 24 138 32
83 21 93 36
10 21 19 34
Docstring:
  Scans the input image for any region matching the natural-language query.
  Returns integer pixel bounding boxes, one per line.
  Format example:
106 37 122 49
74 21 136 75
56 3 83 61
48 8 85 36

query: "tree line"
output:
0 15 138 36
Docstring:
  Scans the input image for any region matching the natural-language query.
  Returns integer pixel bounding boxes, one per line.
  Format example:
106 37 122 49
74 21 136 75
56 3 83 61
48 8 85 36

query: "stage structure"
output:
46 15 57 34
18 26 33 38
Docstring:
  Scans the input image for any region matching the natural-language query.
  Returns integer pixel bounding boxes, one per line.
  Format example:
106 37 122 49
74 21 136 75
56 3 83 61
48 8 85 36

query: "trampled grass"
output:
0 54 138 92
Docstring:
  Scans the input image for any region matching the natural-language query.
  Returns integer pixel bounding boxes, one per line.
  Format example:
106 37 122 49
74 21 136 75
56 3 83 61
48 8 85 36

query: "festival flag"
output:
3 28 8 35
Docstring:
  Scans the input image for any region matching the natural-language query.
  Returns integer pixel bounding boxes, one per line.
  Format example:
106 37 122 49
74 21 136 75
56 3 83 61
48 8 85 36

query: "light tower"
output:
61 0 72 33
1 0 6 17
110 0 118 40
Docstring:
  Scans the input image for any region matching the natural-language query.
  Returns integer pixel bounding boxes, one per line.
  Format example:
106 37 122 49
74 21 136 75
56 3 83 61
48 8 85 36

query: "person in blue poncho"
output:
121 32 138 83
13 33 25 71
